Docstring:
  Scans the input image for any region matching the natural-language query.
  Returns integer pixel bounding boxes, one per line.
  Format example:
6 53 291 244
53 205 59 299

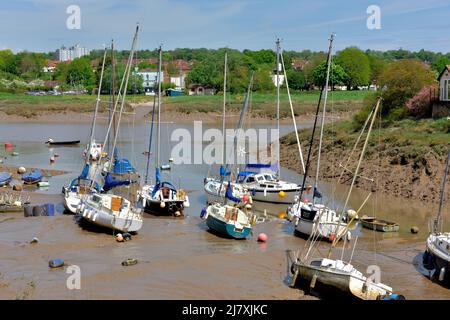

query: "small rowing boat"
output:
360 216 399 232
22 169 42 185
45 138 80 146
0 172 12 186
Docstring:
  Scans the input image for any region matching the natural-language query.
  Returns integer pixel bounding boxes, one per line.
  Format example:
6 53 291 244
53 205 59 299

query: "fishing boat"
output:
22 169 42 184
424 151 450 285
360 216 399 232
45 139 80 145
0 172 12 186
76 25 143 232
138 46 189 217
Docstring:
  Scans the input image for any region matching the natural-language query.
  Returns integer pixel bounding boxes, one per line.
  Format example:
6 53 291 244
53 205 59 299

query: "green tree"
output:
336 47 371 89
253 66 274 92
303 53 327 88
379 59 436 119
312 61 347 88
64 57 96 91
138 61 156 70
431 55 450 74
368 55 387 85
285 69 307 90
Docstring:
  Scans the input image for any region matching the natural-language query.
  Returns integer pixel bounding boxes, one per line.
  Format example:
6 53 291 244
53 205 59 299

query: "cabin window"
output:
264 174 274 181
256 177 264 182
246 176 255 183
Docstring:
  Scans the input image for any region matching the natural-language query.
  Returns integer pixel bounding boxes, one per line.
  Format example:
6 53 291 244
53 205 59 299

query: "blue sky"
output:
1 0 449 53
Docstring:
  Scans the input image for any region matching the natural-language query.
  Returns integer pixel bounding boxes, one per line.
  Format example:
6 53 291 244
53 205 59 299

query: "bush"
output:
406 85 437 118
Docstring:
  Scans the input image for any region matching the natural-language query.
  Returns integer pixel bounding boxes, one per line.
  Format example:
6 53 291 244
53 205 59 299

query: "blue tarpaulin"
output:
69 178 100 192
151 181 177 198
102 172 130 192
79 164 89 179
314 187 322 199
246 163 272 169
237 171 257 177
155 167 161 184
113 147 136 174
225 181 240 203
219 165 231 176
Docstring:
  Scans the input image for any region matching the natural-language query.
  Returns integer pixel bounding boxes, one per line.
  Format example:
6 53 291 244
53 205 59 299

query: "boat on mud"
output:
360 216 399 232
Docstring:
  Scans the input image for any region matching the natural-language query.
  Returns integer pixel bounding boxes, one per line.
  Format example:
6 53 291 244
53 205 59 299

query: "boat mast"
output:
327 97 382 257
111 39 116 156
222 51 228 165
296 34 333 209
156 45 162 169
87 45 108 162
434 151 450 233
108 24 140 172
313 33 334 205
276 38 281 178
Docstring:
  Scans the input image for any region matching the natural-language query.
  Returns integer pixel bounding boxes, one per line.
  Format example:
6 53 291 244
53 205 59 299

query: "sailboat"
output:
138 46 190 217
63 45 109 213
290 81 404 299
201 75 255 239
235 39 304 205
287 35 350 240
204 51 251 206
76 26 143 233
423 151 450 285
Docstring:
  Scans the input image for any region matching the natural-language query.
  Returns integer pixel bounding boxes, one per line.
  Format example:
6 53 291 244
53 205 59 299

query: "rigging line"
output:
295 34 333 212
313 33 334 206
144 84 157 184
280 45 305 175
276 38 281 178
327 97 382 258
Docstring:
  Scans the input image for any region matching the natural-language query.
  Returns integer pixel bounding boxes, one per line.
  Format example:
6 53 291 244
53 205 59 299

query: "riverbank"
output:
280 118 450 202
0 91 367 123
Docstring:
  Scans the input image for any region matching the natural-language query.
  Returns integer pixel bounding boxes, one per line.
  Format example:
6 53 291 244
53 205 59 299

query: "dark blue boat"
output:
22 170 43 185
0 172 12 186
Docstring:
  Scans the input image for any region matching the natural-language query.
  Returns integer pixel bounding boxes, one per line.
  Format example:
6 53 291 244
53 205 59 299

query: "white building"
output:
438 65 450 101
271 63 285 87
136 69 164 94
56 44 90 62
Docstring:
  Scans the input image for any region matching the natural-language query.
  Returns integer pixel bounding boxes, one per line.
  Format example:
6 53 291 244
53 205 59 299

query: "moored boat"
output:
45 139 80 145
203 202 252 239
22 169 42 184
0 172 12 186
360 216 399 232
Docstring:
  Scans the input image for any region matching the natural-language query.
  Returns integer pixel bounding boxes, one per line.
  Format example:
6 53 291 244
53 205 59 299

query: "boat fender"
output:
251 215 257 225
200 207 208 220
278 190 286 198
346 231 352 242
160 201 166 208
183 200 190 208
49 259 65 268
121 258 138 266
439 267 446 282
122 233 132 241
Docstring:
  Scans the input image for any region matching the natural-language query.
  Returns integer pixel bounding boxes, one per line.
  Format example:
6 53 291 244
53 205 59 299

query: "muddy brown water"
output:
0 120 449 299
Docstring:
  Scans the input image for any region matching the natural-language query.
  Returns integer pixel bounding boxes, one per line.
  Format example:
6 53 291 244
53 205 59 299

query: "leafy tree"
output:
303 53 327 88
379 59 436 119
368 55 387 85
335 47 371 89
253 65 274 92
431 55 450 73
138 61 156 70
312 61 347 88
285 69 307 90
64 57 96 91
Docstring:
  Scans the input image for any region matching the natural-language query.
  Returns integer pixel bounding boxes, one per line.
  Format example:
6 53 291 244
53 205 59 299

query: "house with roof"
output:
433 65 450 117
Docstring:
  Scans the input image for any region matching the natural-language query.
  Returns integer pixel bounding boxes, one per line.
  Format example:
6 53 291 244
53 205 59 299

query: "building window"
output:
447 80 450 100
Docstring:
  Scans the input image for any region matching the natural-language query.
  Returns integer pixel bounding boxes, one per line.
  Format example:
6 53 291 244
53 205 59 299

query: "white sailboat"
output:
204 51 252 206
138 46 189 216
63 46 109 214
76 26 143 233
287 34 350 240
290 75 403 299
424 151 450 285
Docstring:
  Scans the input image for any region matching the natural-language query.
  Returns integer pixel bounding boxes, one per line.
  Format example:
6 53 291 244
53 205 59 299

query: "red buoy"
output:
258 233 268 242
4 143 13 149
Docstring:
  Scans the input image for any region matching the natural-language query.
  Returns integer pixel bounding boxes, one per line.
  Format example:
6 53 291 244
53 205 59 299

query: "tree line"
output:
0 47 449 94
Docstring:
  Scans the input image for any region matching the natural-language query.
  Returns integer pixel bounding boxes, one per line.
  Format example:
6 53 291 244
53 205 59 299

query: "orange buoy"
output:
258 233 268 242
328 233 335 242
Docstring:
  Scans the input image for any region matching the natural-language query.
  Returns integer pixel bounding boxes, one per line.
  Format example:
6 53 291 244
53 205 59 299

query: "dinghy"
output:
0 172 12 186
45 139 80 145
22 169 42 184
360 216 399 232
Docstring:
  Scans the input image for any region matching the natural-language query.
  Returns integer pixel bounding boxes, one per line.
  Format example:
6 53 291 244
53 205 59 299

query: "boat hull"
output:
144 199 186 216
206 214 251 239
360 218 399 232
426 233 450 285
295 217 348 241
251 188 298 204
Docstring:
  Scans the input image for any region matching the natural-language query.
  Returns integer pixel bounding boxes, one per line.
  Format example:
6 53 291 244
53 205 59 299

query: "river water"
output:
0 118 449 299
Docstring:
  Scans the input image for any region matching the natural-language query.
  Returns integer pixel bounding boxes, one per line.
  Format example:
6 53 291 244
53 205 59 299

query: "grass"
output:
282 117 450 158
0 90 369 119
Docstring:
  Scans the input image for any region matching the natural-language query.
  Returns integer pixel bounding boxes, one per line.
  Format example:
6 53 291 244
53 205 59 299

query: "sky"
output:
0 0 449 53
